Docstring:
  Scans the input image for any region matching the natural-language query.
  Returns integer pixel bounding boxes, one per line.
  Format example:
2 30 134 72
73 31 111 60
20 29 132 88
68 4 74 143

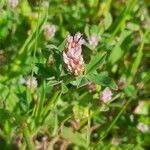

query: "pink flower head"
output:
9 0 18 8
100 87 113 103
88 34 99 49
87 82 96 93
44 24 56 41
63 32 85 76
137 122 149 133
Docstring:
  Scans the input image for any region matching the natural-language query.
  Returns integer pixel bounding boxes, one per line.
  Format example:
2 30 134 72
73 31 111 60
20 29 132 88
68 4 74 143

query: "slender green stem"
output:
87 106 91 149
35 80 46 124
92 98 132 149
31 0 42 78
110 0 136 38
21 123 35 150
42 91 60 118
127 27 150 84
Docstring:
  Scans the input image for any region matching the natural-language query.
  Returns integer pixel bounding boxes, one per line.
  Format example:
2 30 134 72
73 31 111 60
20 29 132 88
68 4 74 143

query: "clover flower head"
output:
100 87 113 103
87 82 96 93
26 76 38 90
63 32 85 76
44 24 56 41
88 34 99 49
9 0 18 8
137 122 149 133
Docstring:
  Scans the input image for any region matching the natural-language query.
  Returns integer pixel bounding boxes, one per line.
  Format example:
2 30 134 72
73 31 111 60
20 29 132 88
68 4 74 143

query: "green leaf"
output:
0 109 25 124
44 113 58 136
77 77 89 88
47 80 61 87
134 101 150 115
20 0 32 17
70 76 88 88
86 72 118 90
84 25 90 37
127 28 150 84
85 52 107 75
61 127 86 148
76 76 88 88
0 109 11 122
58 39 67 52
36 63 56 78
126 22 140 31
61 83 68 94
108 30 132 65
124 85 136 97
104 12 112 30
109 0 137 36
46 44 58 50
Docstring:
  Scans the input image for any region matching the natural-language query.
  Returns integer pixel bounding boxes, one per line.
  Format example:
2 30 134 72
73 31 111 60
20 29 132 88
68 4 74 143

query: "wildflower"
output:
63 32 85 76
118 78 126 90
87 82 96 93
26 76 38 91
8 0 18 8
44 24 56 41
88 34 99 49
100 87 113 103
137 122 149 133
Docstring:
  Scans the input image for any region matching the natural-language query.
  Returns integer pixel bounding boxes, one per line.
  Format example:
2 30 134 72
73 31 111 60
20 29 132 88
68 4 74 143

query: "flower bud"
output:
44 24 56 41
100 87 112 103
137 122 149 133
88 34 99 49
87 82 96 93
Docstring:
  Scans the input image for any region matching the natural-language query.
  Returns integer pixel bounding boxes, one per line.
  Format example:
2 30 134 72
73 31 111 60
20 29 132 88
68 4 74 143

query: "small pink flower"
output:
88 34 99 49
63 32 85 76
100 87 113 103
87 82 96 93
44 24 56 41
137 122 149 133
9 0 18 8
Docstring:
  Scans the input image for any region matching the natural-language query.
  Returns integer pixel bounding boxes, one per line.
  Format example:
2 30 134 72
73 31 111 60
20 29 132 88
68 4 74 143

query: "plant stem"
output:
92 98 132 149
110 0 136 38
42 91 60 118
31 1 42 78
21 123 35 150
127 28 150 84
34 80 46 126
87 105 91 149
